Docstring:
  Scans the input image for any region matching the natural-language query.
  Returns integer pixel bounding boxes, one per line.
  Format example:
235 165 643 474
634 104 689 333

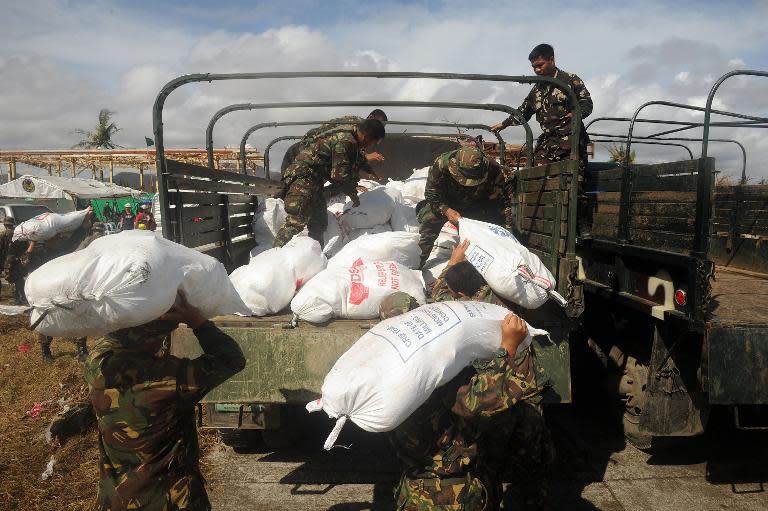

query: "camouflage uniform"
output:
274 130 363 247
501 68 593 170
0 222 14 298
379 292 419 320
84 320 246 511
391 369 489 511
418 147 515 267
432 265 555 510
6 240 43 305
281 116 376 179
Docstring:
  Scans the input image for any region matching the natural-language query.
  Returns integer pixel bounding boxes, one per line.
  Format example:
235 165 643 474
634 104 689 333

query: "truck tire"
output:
618 355 653 450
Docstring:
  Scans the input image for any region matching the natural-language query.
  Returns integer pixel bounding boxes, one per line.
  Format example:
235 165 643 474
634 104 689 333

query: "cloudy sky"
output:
2 0 768 180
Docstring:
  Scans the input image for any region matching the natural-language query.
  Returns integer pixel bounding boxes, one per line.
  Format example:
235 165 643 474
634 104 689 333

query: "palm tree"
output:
73 109 121 149
606 143 636 164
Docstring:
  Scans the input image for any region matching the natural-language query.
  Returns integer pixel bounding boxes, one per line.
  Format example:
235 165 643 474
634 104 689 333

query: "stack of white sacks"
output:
234 165 561 322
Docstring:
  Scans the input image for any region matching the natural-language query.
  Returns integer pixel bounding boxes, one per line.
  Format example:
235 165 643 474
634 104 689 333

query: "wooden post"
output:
99 165 104 182
91 164 97 180
48 164 53 176
71 159 76 178
109 159 114 183
57 159 62 177
6 162 12 183
9 160 16 181
139 164 145 191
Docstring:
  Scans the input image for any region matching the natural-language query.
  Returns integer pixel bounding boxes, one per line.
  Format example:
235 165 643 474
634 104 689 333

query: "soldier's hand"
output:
490 122 505 133
365 151 385 162
160 290 207 329
449 239 470 265
500 313 528 356
445 208 461 225
351 195 361 208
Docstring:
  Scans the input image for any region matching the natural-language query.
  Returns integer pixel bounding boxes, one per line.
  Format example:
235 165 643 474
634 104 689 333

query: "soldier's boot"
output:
40 335 54 363
75 337 88 362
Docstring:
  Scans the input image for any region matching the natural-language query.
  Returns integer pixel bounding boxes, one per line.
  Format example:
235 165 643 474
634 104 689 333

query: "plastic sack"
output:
251 198 286 257
290 259 426 323
390 201 419 233
329 232 420 269
13 209 90 242
340 187 400 231
400 167 430 202
25 231 251 337
232 237 326 316
308 300 548 448
421 246 452 288
435 221 459 251
459 218 562 309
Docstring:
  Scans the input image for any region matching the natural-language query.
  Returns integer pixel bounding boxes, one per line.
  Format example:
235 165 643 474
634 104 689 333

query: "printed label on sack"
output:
466 246 494 273
372 304 463 362
487 224 514 239
348 259 401 305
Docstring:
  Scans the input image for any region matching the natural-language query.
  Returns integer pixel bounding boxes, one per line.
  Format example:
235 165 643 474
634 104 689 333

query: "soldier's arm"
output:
501 89 536 129
177 321 247 402
423 161 451 218
570 74 593 119
498 163 517 229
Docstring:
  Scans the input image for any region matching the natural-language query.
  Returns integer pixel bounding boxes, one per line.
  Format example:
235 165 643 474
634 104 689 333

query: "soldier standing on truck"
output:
491 43 593 171
273 118 386 247
84 291 246 511
280 109 388 181
417 146 515 267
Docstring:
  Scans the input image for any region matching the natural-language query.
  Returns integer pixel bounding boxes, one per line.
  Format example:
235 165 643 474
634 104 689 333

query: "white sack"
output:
459 218 561 309
357 179 381 191
309 300 548 448
422 247 452 288
435 221 459 251
329 232 420 269
251 198 286 257
340 187 400 231
232 237 326 316
385 179 405 194
346 223 391 243
25 231 250 337
13 209 90 242
390 201 419 233
290 259 426 323
400 166 430 202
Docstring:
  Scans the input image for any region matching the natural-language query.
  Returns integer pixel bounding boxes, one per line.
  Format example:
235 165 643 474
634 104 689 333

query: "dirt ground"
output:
0 290 220 511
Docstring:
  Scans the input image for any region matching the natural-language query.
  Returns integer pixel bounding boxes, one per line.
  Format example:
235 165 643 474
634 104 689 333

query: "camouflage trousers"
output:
416 202 506 267
394 473 488 510
478 401 555 511
533 131 589 172
273 177 327 247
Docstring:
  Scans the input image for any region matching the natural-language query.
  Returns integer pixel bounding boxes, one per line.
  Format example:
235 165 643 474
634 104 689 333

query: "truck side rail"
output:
240 120 510 174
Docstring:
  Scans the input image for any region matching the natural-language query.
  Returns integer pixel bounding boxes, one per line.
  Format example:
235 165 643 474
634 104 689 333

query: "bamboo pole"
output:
109 159 114 183
71 159 76 178
139 164 145 191
57 159 62 177
48 164 53 176
10 160 16 181
6 162 12 183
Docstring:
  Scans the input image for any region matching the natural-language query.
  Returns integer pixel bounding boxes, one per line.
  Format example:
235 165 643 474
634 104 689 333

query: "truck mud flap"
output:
708 326 768 405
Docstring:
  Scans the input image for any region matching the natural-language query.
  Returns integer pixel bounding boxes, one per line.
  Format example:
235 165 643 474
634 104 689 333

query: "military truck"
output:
157 70 768 447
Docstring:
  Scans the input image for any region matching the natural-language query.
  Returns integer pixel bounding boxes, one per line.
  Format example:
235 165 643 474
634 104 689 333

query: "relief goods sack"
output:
339 187 400 231
25 231 250 337
307 300 548 449
251 198 286 257
458 218 564 309
328 231 420 269
13 209 90 242
290 259 426 323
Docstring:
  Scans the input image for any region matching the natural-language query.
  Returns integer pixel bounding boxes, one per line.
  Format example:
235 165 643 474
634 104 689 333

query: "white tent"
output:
0 175 140 201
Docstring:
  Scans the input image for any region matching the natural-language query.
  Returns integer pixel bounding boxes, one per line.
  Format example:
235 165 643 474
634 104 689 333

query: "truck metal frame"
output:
240 120 514 175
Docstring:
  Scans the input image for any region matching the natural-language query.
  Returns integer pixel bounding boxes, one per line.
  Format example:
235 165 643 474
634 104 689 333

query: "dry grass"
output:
0 296 221 510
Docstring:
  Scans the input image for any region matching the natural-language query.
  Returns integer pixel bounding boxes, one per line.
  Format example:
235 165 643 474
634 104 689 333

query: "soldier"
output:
432 240 555 510
0 217 15 299
417 146 515 267
273 118 386 247
6 238 43 305
491 43 593 171
379 291 420 320
84 291 246 511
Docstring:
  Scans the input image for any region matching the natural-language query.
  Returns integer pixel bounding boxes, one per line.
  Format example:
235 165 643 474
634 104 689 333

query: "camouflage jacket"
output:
301 116 363 146
504 68 592 138
84 322 246 511
423 150 515 228
283 130 363 202
0 229 13 272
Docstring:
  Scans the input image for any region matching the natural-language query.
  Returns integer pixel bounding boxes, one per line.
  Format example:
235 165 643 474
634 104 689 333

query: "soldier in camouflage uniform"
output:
0 217 15 299
431 241 556 510
379 291 420 320
418 146 515 268
492 43 593 171
273 118 386 247
280 109 388 180
84 291 246 511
